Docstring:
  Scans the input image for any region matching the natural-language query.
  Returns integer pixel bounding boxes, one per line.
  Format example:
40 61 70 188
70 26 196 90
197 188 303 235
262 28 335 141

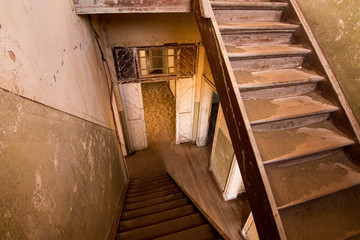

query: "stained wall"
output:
0 0 127 239
296 0 360 123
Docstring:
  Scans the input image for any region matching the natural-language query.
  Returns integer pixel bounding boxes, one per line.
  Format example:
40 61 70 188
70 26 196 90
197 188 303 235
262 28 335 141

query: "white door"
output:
119 83 148 151
176 77 195 144
196 78 214 146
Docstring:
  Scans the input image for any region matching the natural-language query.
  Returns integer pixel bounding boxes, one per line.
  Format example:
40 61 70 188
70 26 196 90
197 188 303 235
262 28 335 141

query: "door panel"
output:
176 77 195 144
119 83 148 151
196 78 214 146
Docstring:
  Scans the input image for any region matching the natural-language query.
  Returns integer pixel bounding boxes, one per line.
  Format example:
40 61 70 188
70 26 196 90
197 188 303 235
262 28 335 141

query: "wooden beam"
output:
73 0 192 14
193 0 285 239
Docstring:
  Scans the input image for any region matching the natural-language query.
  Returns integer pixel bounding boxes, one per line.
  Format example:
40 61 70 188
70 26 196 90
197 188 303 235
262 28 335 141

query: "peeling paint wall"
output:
0 0 114 128
296 0 360 123
0 0 127 239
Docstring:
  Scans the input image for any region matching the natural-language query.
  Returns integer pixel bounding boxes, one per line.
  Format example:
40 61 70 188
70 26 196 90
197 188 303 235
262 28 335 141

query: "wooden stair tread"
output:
254 121 354 164
125 188 181 204
266 151 360 209
153 224 216 240
280 185 360 240
127 184 177 198
211 1 287 9
117 213 205 240
236 69 324 90
226 44 311 59
244 93 339 125
131 174 169 182
122 198 190 220
130 175 171 186
219 21 298 32
124 192 185 211
128 180 175 193
120 205 197 232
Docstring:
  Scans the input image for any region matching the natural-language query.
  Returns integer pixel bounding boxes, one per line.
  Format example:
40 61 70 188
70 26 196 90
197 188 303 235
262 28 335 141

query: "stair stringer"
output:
194 1 287 239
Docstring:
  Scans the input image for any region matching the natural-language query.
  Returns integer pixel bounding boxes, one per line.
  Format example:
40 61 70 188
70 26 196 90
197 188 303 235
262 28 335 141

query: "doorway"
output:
196 76 218 150
141 81 176 147
207 92 219 151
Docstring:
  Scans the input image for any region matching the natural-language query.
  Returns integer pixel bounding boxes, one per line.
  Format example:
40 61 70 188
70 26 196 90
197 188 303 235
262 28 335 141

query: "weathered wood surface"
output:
193 0 284 239
73 0 192 14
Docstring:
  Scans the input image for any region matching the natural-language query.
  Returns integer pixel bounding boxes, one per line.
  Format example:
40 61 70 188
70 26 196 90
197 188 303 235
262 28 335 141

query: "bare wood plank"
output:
193 0 285 239
73 0 192 14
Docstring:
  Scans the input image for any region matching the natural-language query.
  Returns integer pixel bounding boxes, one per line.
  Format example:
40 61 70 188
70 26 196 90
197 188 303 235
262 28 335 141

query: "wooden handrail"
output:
193 0 286 239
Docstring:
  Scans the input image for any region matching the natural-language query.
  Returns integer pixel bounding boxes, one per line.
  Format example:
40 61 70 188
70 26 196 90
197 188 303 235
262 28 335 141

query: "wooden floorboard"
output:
126 143 249 240
125 82 249 240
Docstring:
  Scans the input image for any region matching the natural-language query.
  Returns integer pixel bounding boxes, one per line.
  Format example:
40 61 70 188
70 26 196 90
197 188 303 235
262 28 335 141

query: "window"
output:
138 48 175 77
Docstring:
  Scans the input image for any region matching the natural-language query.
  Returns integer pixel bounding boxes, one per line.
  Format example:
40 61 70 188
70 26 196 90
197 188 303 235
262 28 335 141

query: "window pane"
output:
168 49 174 55
139 50 146 57
168 56 174 67
140 58 147 69
139 48 176 77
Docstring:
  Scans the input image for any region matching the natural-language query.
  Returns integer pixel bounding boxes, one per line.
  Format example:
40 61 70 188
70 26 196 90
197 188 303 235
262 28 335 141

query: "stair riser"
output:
128 182 175 194
127 184 177 197
124 193 185 211
120 205 196 232
122 199 190 220
125 188 181 204
240 83 317 100
252 113 331 132
222 32 293 46
118 214 204 240
130 177 171 187
231 56 305 71
214 9 282 23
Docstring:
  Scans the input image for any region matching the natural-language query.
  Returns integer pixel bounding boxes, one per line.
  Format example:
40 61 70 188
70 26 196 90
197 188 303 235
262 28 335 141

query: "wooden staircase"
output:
195 0 360 239
116 174 224 240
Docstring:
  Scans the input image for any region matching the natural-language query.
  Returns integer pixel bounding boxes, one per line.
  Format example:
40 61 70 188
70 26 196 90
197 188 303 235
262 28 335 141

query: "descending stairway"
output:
196 0 360 239
116 174 223 240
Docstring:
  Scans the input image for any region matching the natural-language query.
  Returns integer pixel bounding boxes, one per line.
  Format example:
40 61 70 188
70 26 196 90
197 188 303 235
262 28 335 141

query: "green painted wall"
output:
296 0 360 123
0 90 127 239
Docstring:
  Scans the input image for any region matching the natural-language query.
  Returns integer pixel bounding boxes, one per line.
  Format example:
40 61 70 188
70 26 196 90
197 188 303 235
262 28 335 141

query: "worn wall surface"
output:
296 0 360 123
210 108 234 191
101 13 201 48
0 0 114 129
0 90 127 240
0 0 127 239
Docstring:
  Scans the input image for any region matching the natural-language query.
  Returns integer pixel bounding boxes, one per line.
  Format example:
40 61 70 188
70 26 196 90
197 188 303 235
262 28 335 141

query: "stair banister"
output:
193 0 287 239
